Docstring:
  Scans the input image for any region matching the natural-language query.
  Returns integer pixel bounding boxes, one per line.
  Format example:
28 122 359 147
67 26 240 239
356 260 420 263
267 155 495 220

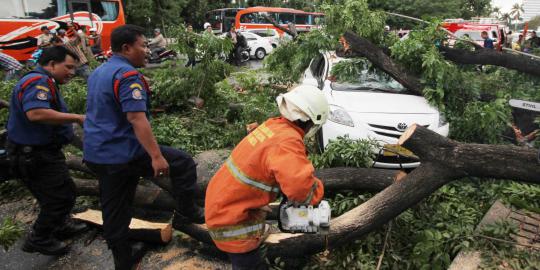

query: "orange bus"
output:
235 7 324 36
0 0 125 61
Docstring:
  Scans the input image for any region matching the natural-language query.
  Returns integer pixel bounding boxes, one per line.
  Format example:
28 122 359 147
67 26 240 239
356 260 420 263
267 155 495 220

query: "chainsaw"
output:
508 99 540 162
278 197 331 234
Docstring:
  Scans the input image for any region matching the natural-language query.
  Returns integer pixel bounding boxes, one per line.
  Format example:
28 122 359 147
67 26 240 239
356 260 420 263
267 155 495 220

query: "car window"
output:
331 58 406 93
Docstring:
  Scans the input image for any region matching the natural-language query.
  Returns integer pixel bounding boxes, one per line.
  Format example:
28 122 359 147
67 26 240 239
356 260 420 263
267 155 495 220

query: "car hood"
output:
329 90 439 114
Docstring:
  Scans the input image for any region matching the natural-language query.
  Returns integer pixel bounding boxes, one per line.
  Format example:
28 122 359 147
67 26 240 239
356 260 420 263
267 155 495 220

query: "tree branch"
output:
439 46 540 77
342 31 424 96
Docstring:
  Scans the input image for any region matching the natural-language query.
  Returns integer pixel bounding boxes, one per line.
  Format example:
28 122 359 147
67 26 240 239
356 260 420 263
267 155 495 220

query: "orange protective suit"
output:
205 117 324 254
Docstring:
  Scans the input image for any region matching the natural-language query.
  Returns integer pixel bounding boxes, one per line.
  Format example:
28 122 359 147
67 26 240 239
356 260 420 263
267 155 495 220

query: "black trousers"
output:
85 145 197 248
19 148 76 236
227 247 268 270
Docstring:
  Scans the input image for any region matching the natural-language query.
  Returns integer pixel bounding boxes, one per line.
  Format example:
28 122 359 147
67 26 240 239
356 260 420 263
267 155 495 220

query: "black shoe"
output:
54 219 89 240
172 205 205 230
172 209 205 230
174 192 205 225
22 235 70 256
112 241 146 270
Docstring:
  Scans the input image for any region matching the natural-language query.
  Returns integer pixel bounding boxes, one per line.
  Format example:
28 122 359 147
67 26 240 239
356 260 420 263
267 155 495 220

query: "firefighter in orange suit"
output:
205 85 329 270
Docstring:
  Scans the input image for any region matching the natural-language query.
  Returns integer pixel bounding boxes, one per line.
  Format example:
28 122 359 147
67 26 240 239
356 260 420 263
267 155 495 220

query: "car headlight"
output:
329 105 354 127
438 113 448 127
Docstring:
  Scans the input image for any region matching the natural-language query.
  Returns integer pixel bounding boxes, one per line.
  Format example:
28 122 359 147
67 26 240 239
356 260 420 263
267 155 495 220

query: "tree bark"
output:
342 31 424 96
439 46 540 77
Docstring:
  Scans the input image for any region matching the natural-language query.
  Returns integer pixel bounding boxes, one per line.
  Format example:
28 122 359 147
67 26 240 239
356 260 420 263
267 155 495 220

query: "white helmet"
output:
276 85 329 137
384 25 390 31
204 22 211 29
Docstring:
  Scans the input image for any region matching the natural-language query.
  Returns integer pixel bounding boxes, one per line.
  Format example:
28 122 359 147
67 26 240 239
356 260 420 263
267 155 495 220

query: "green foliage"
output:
264 30 337 84
126 0 186 31
0 80 15 126
148 62 232 111
61 79 88 115
323 0 391 47
0 218 24 251
501 182 540 213
310 136 378 169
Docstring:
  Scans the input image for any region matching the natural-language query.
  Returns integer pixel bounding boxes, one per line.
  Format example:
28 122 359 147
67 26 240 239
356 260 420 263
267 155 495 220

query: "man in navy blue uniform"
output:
83 25 204 269
6 46 87 255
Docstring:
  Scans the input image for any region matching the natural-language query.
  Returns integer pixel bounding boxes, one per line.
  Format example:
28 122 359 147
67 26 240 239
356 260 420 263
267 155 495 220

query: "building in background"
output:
523 0 540 21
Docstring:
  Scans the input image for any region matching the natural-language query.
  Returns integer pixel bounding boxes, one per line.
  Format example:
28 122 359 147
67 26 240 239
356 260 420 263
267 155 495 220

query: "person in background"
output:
185 24 196 68
6 46 87 256
204 22 214 35
481 31 494 49
0 50 23 81
513 34 524 51
37 26 54 48
58 29 68 43
83 25 204 269
148 28 167 59
505 31 513 48
88 28 102 54
50 36 64 47
64 23 91 80
78 26 94 59
528 31 540 49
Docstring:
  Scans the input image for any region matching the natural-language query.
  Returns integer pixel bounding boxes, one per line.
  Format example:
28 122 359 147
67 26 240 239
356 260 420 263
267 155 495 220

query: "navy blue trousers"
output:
86 145 197 247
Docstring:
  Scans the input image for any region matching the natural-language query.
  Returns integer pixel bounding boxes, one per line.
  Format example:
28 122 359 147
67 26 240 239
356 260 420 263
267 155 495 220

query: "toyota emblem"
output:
397 123 408 131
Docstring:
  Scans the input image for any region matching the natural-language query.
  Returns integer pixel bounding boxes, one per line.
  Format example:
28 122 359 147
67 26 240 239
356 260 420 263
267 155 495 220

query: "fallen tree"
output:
174 125 540 258
339 31 540 97
439 46 540 77
73 166 398 212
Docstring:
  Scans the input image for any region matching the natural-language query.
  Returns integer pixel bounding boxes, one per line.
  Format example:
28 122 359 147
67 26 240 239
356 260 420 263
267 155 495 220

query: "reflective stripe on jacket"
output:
205 117 324 253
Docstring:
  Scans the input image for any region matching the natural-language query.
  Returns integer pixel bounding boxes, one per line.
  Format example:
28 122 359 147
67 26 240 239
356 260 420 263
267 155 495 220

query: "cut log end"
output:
394 171 408 182
398 124 419 145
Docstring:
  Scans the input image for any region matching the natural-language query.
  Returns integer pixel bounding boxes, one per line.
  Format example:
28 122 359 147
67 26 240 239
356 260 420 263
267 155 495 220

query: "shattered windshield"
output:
330 58 406 93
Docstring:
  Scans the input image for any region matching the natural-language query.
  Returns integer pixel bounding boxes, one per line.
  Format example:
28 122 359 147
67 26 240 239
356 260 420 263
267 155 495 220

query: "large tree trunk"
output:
342 31 424 96
175 125 540 258
69 149 398 199
73 166 399 212
439 46 540 77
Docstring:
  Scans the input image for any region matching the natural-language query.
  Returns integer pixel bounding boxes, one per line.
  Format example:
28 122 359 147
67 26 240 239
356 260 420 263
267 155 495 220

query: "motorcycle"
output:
148 47 177 64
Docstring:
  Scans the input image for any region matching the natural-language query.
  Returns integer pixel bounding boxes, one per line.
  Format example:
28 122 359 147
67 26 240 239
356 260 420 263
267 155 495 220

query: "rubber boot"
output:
22 228 69 256
172 193 205 229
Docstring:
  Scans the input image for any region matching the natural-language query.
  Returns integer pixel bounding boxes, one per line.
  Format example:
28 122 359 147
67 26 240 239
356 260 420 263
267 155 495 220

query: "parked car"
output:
245 28 281 48
240 31 274 60
301 51 450 169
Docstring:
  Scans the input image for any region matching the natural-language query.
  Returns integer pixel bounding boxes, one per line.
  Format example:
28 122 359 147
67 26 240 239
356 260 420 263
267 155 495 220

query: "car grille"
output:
368 123 430 139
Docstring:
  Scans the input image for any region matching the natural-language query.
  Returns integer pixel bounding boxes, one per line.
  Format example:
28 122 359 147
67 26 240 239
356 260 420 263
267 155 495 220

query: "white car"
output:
245 29 281 48
301 52 450 169
240 31 274 60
